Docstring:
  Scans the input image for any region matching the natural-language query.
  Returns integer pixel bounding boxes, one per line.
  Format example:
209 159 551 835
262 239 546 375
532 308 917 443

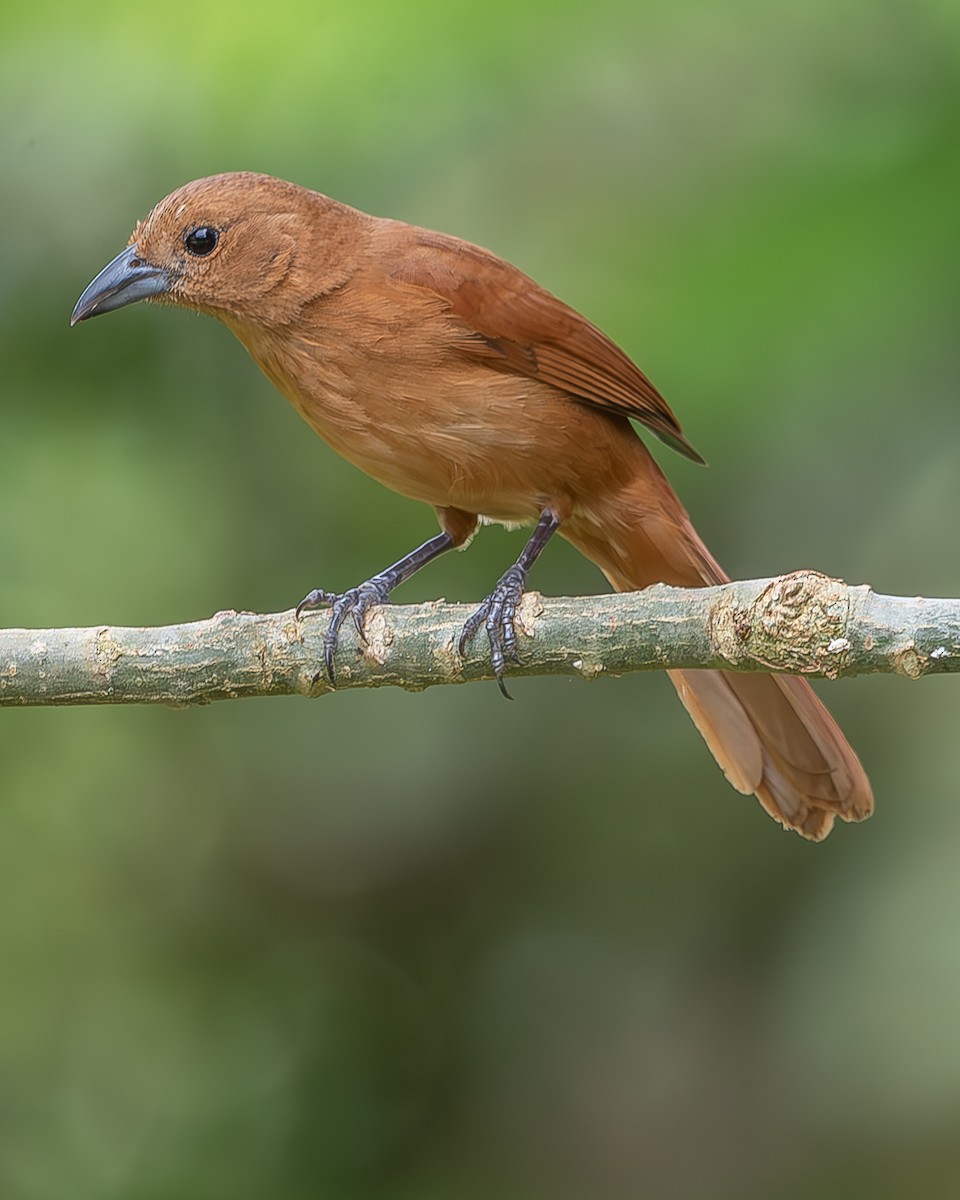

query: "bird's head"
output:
72 172 364 329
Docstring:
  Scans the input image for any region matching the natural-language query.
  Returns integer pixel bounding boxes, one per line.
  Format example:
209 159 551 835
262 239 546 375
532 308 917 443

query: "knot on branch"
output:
710 570 850 676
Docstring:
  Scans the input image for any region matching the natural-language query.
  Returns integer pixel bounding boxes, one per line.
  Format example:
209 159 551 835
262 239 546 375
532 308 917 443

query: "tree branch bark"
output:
1 571 956 708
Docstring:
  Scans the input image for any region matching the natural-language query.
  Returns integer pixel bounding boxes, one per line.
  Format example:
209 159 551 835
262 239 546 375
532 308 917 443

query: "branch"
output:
0 571 956 707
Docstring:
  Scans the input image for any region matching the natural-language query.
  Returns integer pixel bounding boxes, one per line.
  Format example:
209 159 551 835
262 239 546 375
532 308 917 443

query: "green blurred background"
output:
3 1 960 1196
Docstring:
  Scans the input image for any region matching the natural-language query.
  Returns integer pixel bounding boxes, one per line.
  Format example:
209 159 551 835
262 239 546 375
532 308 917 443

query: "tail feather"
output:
564 457 874 840
672 669 873 841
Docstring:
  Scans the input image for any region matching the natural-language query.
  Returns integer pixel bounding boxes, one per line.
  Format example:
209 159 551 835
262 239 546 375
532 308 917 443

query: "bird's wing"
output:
388 229 704 464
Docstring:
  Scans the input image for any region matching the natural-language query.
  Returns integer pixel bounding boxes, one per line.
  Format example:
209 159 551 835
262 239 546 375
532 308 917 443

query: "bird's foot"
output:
296 576 393 683
458 564 528 699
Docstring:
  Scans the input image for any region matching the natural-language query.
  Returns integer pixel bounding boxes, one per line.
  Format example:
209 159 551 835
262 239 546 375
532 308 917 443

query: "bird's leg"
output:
458 510 561 698
297 531 455 682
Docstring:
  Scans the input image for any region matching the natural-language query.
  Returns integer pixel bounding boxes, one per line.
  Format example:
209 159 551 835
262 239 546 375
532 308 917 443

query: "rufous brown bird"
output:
72 172 872 839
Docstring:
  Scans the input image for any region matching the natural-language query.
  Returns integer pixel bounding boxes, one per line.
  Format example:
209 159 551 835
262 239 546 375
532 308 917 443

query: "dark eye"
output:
183 226 220 256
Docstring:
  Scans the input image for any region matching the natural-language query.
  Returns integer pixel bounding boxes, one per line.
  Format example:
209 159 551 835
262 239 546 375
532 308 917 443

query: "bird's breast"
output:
231 316 543 516
226 302 642 524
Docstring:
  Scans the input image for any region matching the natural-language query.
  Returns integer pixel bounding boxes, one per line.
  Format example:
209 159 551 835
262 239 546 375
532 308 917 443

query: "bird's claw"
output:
296 577 392 684
458 564 527 699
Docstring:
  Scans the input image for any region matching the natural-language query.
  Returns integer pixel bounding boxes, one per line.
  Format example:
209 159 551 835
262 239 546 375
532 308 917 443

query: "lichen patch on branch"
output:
711 570 850 676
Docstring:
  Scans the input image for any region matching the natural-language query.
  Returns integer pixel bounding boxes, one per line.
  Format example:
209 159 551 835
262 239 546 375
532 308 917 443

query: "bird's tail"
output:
564 459 873 840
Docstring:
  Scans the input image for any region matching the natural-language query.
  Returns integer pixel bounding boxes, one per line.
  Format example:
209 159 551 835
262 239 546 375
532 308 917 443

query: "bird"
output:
72 171 873 839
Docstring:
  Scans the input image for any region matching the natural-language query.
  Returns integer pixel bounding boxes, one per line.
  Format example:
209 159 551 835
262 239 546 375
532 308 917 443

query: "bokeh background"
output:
3 1 960 1196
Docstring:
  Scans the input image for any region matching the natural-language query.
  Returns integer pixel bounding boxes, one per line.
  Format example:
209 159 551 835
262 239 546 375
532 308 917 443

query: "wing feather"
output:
386 228 705 464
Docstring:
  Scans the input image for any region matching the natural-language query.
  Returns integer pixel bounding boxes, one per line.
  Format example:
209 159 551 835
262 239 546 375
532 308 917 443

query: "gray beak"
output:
71 244 173 325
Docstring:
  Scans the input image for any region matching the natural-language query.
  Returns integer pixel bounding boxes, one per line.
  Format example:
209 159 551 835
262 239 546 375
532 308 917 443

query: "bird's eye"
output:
183 226 220 256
